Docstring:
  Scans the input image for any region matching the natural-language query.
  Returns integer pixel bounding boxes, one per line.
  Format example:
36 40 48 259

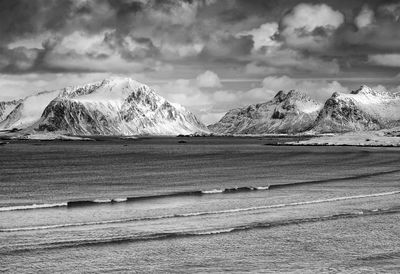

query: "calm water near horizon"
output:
1 137 400 273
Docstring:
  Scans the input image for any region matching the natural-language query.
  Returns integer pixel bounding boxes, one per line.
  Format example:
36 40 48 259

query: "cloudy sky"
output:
1 0 400 124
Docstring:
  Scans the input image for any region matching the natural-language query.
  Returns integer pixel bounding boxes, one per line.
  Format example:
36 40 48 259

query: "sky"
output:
0 0 400 124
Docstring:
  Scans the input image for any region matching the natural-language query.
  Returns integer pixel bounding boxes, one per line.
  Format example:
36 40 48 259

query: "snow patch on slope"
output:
0 90 60 129
209 90 322 134
36 77 208 136
312 85 400 133
0 100 21 122
0 77 207 136
345 85 400 120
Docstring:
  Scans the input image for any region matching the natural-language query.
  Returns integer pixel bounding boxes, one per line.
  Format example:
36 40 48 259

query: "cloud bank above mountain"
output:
0 0 399 123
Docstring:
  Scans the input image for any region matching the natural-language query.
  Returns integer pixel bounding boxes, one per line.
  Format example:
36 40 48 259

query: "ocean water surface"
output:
1 137 399 273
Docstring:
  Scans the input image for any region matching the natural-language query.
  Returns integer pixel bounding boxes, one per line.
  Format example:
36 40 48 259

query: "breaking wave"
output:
0 203 67 212
2 191 399 232
1 168 399 212
0 186 271 211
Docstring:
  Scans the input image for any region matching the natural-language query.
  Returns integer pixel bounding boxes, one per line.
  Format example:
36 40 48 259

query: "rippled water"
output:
1 137 399 273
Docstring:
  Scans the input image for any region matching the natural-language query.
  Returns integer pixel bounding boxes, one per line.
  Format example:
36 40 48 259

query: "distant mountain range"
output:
210 85 400 135
1 79 399 136
208 90 321 134
0 78 207 135
313 86 400 133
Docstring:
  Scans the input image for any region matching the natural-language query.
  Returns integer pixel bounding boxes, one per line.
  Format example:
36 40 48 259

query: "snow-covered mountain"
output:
313 85 400 133
0 100 21 122
209 90 322 134
0 90 61 130
0 78 208 136
3 81 399 137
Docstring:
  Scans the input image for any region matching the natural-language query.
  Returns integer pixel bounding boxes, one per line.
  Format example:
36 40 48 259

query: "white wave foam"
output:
0 198 130 212
0 202 67 212
113 198 127 202
3 191 399 232
202 189 224 194
93 199 112 203
172 190 400 218
190 228 236 235
256 186 270 190
0 185 268 212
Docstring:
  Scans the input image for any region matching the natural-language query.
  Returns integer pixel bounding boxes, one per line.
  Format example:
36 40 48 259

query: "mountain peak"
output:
59 77 150 101
101 77 144 88
350 85 389 97
208 89 321 134
351 85 371 95
314 84 400 133
273 89 310 102
0 78 208 135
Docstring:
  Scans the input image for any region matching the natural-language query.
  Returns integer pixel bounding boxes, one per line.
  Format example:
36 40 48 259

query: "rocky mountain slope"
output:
209 86 400 135
313 86 400 133
0 90 60 130
0 100 21 122
2 82 399 137
0 78 207 136
208 90 322 134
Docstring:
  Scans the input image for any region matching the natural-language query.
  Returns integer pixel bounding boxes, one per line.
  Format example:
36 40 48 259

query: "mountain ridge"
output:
208 89 322 134
210 85 400 134
1 82 399 136
313 85 400 133
0 77 208 136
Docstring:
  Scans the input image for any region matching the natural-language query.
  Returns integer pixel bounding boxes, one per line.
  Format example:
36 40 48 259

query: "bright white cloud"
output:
281 3 344 50
282 4 344 33
195 70 222 88
369 54 400 67
238 22 279 51
153 79 213 124
355 6 374 28
153 71 253 124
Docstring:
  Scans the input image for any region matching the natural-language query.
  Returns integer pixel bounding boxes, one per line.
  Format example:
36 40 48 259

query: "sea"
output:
1 137 399 273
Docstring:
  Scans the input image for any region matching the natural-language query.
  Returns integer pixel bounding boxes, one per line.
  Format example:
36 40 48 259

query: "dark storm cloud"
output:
0 0 399 76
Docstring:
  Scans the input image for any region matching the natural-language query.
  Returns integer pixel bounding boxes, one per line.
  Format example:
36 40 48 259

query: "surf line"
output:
2 190 399 232
1 169 399 211
65 186 271 207
66 168 400 207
